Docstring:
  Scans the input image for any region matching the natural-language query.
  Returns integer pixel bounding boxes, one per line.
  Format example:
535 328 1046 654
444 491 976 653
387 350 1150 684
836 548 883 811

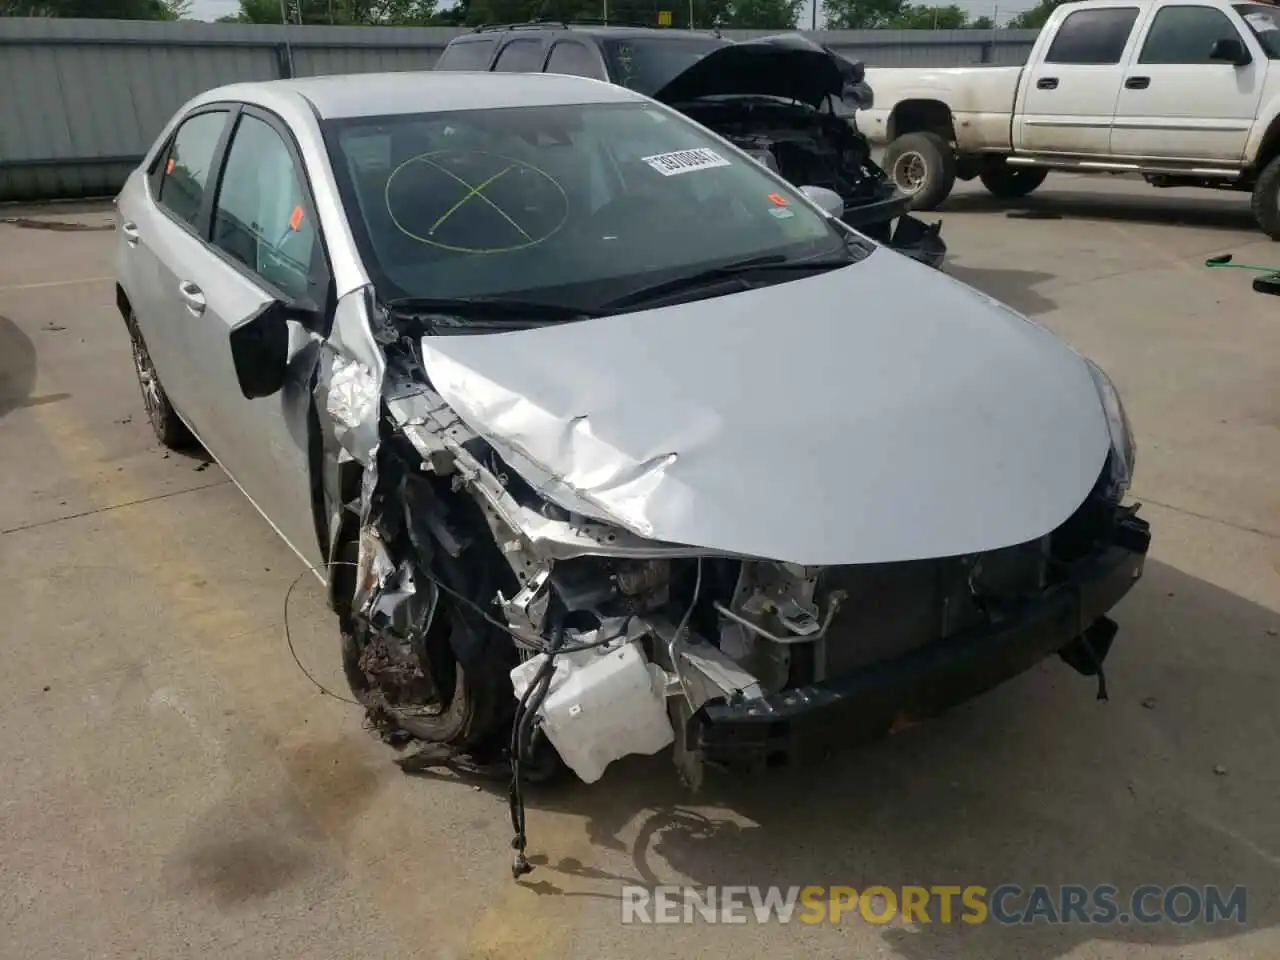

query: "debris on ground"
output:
1140 696 1157 709
1214 765 1228 776
42 323 66 332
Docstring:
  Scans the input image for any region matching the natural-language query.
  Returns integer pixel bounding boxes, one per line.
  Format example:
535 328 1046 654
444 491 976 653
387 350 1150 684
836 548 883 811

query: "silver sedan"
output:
113 71 1148 828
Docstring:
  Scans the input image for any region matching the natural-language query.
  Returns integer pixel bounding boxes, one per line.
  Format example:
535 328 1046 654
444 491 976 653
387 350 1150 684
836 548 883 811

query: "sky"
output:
188 0 1031 26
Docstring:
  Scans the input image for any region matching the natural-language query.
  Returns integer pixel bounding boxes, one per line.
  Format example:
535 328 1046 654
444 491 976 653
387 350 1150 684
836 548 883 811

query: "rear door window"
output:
493 38 545 72
156 110 229 230
435 38 496 70
545 40 606 79
1045 7 1141 64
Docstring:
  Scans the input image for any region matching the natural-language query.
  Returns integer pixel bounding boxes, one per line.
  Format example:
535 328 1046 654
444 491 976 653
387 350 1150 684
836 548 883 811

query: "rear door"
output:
175 105 331 569
1111 2 1264 161
126 107 233 421
1014 4 1143 154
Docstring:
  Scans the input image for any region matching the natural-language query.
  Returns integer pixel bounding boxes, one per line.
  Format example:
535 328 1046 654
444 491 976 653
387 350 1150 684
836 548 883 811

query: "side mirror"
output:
799 184 845 218
228 299 305 399
1209 37 1251 66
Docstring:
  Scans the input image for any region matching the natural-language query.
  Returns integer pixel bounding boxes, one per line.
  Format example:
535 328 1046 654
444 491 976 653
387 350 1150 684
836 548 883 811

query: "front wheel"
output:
1251 154 1280 240
335 535 511 752
883 131 957 211
979 162 1048 200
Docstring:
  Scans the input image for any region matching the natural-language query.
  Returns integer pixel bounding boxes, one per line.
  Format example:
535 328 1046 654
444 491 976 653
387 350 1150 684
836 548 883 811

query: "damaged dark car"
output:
115 71 1146 875
435 24 946 267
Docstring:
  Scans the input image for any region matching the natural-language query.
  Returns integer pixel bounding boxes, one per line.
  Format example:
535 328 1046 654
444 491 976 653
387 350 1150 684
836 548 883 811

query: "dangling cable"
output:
508 613 565 879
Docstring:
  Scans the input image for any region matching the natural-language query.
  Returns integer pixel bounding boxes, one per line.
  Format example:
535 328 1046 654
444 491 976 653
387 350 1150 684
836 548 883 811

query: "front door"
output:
1111 2 1265 161
1014 5 1143 155
177 107 330 570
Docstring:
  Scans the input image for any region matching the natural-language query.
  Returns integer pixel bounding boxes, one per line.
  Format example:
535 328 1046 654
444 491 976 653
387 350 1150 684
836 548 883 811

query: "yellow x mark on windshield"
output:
421 160 533 242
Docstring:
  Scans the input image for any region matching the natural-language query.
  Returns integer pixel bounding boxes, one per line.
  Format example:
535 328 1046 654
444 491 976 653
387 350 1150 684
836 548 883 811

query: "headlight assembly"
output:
1087 360 1136 501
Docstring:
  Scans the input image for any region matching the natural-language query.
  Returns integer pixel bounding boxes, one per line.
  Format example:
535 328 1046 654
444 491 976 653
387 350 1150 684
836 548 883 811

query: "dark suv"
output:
436 23 945 268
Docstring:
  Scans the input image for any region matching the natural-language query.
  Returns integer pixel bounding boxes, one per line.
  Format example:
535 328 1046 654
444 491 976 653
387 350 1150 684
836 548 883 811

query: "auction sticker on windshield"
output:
643 148 731 176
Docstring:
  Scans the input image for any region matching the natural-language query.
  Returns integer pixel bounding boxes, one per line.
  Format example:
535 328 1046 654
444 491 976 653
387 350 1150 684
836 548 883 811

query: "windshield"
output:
323 101 852 311
1235 3 1280 56
601 37 728 95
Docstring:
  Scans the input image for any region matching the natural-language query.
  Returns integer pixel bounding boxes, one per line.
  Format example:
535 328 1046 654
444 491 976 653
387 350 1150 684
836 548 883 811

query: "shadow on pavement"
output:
944 263 1059 317
943 189 1259 233
434 558 1280 958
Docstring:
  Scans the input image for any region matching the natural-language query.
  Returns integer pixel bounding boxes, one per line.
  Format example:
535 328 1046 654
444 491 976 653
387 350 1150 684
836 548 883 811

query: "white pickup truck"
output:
861 0 1280 236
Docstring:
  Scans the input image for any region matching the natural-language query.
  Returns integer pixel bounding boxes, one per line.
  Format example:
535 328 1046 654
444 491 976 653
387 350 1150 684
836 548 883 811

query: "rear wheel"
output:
124 308 194 449
979 161 1048 200
884 131 957 211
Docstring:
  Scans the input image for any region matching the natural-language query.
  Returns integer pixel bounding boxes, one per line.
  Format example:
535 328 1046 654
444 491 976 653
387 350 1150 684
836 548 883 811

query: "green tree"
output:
1006 0 1063 28
968 14 994 28
223 0 438 24
823 0 905 29
1 0 187 15
887 3 969 28
722 0 803 29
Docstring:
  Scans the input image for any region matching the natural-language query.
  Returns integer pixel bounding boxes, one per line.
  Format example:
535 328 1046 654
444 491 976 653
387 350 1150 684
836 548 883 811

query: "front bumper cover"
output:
692 511 1150 771
842 191 946 269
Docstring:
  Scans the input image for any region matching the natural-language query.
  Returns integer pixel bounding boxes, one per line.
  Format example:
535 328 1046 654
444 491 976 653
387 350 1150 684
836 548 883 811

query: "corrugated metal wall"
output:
0 17 1039 202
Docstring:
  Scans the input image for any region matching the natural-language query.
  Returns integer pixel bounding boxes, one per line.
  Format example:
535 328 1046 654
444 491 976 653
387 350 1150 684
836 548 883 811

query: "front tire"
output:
979 162 1048 200
124 309 194 449
884 131 957 211
335 535 511 751
1252 154 1280 240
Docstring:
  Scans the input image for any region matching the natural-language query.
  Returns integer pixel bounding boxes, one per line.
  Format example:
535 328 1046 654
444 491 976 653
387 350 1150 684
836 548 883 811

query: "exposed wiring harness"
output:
508 612 566 879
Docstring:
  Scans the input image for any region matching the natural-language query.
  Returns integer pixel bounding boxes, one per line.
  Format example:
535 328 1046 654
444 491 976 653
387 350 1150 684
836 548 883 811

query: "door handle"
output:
178 281 206 316
121 221 139 246
1037 77 1059 90
1125 76 1151 89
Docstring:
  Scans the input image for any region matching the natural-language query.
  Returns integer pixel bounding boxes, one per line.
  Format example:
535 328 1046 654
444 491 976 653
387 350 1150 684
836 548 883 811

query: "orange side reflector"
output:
768 192 788 207
165 157 175 175
289 206 305 232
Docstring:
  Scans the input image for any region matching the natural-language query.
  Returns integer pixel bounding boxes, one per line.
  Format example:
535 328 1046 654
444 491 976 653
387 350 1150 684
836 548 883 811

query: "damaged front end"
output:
314 282 1148 837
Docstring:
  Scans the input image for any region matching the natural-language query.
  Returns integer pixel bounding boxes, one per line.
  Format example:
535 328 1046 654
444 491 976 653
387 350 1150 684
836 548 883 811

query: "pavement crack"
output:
1135 493 1280 541
1 479 230 536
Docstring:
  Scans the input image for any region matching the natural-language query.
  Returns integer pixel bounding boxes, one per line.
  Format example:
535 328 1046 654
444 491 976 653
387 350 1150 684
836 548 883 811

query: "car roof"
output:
196 70 642 120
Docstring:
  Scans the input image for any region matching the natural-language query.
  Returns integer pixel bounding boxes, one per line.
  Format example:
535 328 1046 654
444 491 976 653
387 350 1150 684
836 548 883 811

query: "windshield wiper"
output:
384 296 598 329
599 252 857 312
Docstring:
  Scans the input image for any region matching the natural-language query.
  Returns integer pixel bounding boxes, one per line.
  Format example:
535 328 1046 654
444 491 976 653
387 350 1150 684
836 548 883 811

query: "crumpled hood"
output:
653 34 866 110
419 252 1111 566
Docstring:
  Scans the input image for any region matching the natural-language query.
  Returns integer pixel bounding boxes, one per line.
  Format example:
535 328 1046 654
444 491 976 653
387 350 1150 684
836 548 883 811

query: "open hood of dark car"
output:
652 34 865 110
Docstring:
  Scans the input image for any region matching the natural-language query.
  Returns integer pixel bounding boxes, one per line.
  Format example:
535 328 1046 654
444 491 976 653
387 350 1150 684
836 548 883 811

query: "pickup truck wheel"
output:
1251 154 1280 240
979 164 1048 200
884 131 956 211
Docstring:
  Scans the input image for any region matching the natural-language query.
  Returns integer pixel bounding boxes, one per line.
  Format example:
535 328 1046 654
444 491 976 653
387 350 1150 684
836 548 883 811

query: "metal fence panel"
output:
0 17 1039 202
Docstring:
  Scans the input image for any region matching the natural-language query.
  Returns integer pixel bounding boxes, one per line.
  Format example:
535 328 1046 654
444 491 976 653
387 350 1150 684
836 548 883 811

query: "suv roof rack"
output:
469 18 657 33
470 20 567 33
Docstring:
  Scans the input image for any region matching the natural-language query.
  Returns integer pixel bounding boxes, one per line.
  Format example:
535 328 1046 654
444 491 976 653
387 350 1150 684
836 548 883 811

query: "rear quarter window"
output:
436 38 496 70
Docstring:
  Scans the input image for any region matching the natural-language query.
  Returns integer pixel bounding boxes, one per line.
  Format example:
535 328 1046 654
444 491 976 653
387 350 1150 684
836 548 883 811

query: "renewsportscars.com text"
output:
620 884 1248 926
